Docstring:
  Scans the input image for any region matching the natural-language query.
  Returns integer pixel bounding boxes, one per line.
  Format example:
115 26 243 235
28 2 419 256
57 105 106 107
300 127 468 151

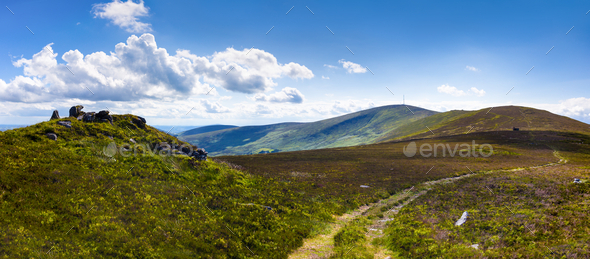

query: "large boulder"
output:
50 110 60 120
131 116 146 129
96 110 113 125
83 112 96 122
69 105 84 117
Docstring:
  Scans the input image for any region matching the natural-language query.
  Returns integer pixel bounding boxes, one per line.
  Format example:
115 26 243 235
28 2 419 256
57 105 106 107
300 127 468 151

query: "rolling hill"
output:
177 124 238 136
377 105 590 142
178 105 437 156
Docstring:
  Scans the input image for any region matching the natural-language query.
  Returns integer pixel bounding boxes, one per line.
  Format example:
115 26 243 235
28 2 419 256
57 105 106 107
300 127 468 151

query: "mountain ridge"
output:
178 105 437 156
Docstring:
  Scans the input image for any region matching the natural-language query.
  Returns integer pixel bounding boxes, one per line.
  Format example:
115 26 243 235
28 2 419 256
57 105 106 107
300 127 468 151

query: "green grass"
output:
0 116 339 258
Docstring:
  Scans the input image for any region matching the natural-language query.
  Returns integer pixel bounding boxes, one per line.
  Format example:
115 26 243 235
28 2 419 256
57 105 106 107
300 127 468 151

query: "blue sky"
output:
1 0 589 126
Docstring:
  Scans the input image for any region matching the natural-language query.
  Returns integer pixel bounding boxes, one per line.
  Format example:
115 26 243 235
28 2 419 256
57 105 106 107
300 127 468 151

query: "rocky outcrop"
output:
69 105 84 118
55 106 118 125
83 112 96 122
50 110 60 120
96 110 113 125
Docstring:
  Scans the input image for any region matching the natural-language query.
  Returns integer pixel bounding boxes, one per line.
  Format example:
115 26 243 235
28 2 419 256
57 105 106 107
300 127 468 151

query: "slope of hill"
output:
177 124 238 136
0 115 344 258
379 105 590 142
179 105 437 156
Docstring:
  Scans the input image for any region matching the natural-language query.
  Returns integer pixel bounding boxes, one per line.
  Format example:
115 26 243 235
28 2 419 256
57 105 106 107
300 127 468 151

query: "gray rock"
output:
132 116 146 128
455 211 468 226
96 110 109 119
50 110 60 120
83 112 95 122
46 133 57 140
69 105 84 117
574 178 581 183
129 138 136 144
57 121 72 128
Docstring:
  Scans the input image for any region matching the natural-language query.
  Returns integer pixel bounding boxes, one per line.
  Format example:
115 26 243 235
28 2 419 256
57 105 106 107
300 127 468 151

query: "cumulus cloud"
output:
199 99 230 113
322 75 330 79
554 97 590 119
254 87 305 103
0 33 313 102
92 0 152 33
465 65 479 72
338 59 366 74
437 84 466 96
324 64 338 69
469 87 485 97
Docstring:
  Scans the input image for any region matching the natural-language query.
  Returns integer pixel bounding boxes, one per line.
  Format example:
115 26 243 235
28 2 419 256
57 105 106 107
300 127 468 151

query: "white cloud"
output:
322 75 330 79
469 87 486 97
552 97 590 119
331 100 375 114
338 59 366 74
0 33 313 102
92 0 152 33
199 99 230 113
76 22 80 25
465 66 479 72
437 84 466 96
254 87 305 103
324 64 338 69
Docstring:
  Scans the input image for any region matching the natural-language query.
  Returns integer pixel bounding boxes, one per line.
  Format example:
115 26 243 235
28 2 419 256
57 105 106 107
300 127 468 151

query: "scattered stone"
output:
46 133 57 141
455 211 469 226
137 116 146 123
129 138 136 144
263 206 272 211
470 244 479 249
50 110 60 120
57 121 72 128
574 178 581 183
360 185 370 188
157 142 171 150
77 114 84 121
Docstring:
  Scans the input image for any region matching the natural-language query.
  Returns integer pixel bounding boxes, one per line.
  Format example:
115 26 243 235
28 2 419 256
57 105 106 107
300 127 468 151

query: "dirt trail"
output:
288 151 566 259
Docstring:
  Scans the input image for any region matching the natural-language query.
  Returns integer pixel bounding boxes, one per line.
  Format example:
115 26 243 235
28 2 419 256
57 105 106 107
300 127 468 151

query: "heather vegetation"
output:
384 137 590 258
0 116 337 258
1 106 589 258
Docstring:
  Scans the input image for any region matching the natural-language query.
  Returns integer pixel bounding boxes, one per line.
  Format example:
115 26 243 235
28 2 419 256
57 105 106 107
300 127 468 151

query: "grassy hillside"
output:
380 105 590 142
384 132 590 258
0 116 346 258
218 130 567 212
179 105 437 156
177 125 238 137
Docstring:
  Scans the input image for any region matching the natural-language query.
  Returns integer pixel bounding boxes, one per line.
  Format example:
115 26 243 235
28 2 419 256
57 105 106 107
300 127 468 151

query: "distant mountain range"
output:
178 105 436 156
178 105 590 157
